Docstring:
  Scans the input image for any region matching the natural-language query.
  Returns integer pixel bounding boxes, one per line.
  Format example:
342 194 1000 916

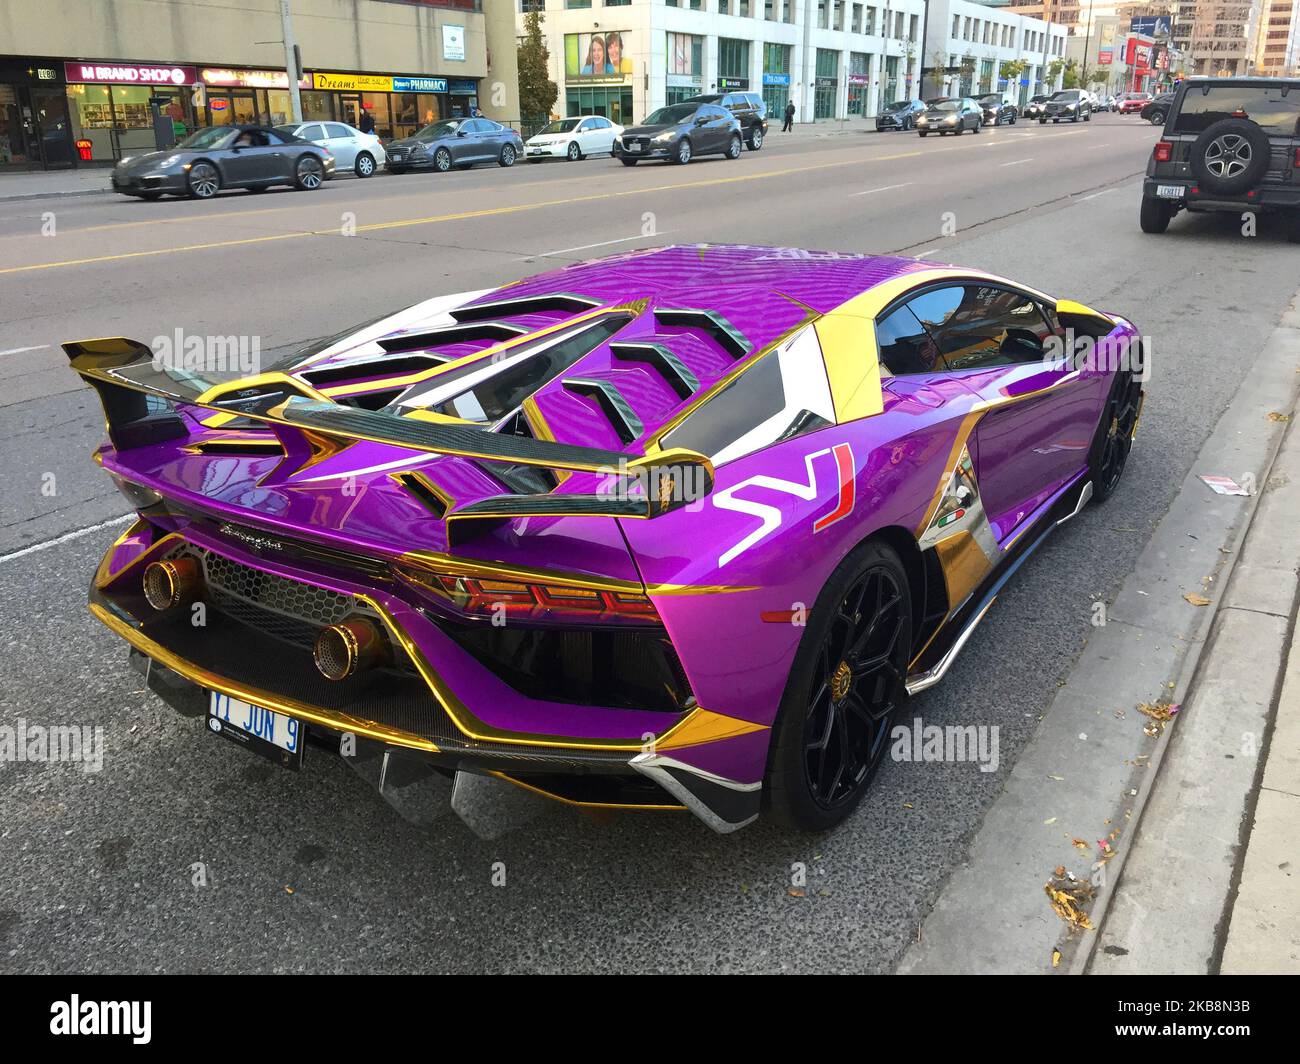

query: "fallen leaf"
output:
902 802 913 809
1267 411 1290 422
788 887 806 898
1044 817 1058 825
1052 948 1062 968
1072 838 1090 854
1044 870 1096 933
284 886 295 895
1183 593 1211 606
1048 774 1065 781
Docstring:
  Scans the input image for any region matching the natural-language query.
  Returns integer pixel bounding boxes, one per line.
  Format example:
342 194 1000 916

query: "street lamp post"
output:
280 0 302 123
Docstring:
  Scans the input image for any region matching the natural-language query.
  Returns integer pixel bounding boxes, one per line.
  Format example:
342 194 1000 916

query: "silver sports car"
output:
110 125 336 200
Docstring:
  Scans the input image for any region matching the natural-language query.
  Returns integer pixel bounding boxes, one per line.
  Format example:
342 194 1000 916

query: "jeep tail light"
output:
1154 141 1173 163
1294 146 1300 168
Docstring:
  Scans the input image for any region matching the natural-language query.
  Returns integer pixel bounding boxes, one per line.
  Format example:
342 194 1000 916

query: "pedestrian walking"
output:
782 101 795 132
358 110 376 135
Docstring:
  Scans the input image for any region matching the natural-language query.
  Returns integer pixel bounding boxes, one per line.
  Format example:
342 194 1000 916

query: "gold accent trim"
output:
830 661 852 703
653 708 769 752
932 531 991 611
87 601 440 754
388 470 456 516
94 528 182 590
487 771 687 812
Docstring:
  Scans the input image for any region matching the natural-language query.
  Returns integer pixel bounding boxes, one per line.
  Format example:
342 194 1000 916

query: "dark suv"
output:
1140 77 1300 241
683 92 768 150
1041 89 1092 123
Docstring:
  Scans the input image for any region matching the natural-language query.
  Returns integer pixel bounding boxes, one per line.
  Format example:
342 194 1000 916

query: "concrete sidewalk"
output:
0 167 113 201
1089 296 1300 975
1220 609 1300 973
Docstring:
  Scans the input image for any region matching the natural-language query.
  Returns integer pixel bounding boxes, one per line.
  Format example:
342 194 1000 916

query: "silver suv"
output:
1140 77 1300 241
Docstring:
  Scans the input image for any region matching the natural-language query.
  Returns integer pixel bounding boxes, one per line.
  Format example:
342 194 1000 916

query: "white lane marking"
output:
1000 157 1035 167
518 231 671 261
849 182 913 197
0 345 51 357
914 247 943 259
1079 188 1116 201
0 513 133 565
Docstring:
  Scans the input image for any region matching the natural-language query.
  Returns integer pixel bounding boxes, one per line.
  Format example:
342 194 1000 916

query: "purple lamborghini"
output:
69 246 1143 833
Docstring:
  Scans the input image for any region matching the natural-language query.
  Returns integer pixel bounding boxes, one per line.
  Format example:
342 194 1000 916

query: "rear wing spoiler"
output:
64 337 713 521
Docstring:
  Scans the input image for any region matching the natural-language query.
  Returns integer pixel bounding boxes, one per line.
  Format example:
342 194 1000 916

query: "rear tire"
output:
1089 369 1143 502
766 539 913 832
1139 195 1173 234
747 127 764 150
354 152 375 178
725 133 742 159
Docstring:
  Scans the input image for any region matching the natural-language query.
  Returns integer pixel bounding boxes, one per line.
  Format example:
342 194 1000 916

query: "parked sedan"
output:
275 121 385 177
525 115 622 161
1139 93 1175 126
110 125 334 200
1117 92 1153 115
1022 94 1049 120
876 99 926 131
977 94 1018 126
916 98 983 136
385 118 523 173
614 102 743 165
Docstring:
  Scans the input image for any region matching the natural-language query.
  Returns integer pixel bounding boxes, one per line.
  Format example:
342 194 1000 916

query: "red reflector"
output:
1294 147 1300 168
1154 141 1173 163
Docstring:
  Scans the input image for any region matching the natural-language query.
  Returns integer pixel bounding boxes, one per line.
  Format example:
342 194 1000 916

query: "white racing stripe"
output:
0 514 133 565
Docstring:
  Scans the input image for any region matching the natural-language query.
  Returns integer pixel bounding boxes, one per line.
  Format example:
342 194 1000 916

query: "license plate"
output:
627 142 641 153
207 691 304 770
1156 184 1185 199
528 149 544 155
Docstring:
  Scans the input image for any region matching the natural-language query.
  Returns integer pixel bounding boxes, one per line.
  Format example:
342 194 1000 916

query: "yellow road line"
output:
0 150 923 276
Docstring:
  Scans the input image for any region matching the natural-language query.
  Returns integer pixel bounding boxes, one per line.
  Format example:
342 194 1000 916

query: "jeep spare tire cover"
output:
1190 118 1270 196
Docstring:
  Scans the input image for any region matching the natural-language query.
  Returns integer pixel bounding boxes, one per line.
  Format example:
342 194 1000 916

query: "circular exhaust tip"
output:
314 617 383 681
142 558 201 611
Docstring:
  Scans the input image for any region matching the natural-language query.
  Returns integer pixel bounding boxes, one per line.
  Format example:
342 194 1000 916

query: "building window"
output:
814 48 838 119
718 37 751 86
864 6 875 35
851 4 861 34
604 0 630 5
667 32 704 103
909 15 917 44
565 0 590 8
762 42 791 117
847 52 869 115
520 0 544 11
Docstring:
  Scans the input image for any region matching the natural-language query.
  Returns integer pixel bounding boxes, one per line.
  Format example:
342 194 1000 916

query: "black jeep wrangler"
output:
1141 77 1300 241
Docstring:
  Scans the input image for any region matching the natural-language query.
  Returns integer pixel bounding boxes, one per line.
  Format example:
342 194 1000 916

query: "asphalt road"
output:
3 114 1298 973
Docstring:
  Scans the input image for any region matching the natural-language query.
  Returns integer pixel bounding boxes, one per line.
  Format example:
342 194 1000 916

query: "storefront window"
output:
885 56 899 103
565 86 632 125
762 43 791 118
360 93 391 137
64 83 114 161
265 89 292 126
666 31 703 104
300 90 334 122
814 49 839 120
718 38 750 84
847 53 869 116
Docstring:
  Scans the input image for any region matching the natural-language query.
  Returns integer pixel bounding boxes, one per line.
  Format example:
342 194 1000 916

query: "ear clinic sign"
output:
64 62 197 86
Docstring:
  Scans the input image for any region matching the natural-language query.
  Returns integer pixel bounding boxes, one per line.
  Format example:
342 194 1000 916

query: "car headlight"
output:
917 116 928 124
1067 104 1076 111
944 116 957 124
156 154 182 168
652 131 676 143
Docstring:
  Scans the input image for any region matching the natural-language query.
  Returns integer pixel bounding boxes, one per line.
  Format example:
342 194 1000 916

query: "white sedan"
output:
275 121 387 178
525 116 623 162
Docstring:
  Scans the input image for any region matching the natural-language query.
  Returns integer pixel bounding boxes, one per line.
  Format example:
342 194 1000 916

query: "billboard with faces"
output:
565 32 632 80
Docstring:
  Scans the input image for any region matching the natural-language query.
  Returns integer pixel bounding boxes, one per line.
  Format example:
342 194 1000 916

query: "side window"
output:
325 123 351 138
461 119 486 134
876 305 944 376
928 286 1054 371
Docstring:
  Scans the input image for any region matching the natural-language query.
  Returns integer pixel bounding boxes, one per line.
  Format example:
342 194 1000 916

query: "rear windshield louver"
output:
609 342 700 400
377 322 526 354
653 308 750 359
449 293 601 323
301 354 451 388
563 378 643 445
339 389 406 411
390 471 451 519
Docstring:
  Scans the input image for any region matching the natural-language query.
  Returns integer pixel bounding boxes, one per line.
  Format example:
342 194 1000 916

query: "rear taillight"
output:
1154 141 1173 163
396 564 661 625
1294 147 1300 168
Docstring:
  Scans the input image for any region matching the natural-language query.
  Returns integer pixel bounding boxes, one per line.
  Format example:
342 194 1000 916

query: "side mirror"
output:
695 116 710 126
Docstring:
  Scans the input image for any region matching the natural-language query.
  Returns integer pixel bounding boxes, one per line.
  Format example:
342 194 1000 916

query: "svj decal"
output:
713 443 855 566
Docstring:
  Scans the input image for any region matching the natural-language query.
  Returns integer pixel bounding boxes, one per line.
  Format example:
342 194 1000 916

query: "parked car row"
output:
879 88 1118 136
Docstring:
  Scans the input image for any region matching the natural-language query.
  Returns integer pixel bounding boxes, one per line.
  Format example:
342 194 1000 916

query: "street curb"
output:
1085 392 1300 973
0 187 112 203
